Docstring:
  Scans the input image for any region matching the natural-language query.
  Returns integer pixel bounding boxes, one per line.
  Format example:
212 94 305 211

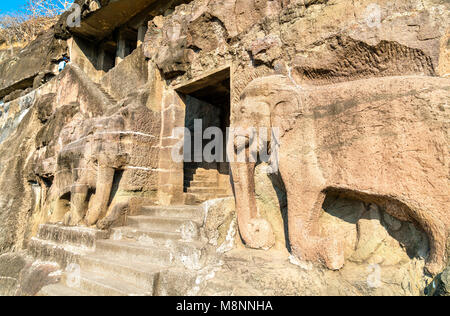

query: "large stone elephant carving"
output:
231 75 449 275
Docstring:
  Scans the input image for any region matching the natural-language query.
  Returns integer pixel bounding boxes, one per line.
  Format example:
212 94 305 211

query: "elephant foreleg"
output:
85 166 115 226
287 187 345 270
69 183 89 226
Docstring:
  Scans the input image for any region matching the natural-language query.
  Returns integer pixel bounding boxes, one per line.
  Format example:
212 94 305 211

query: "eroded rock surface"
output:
180 196 431 296
440 266 450 295
0 252 61 296
0 0 448 296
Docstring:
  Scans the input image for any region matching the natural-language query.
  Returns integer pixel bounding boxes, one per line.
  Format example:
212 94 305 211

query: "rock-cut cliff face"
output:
0 28 68 101
141 0 449 295
0 62 160 253
0 0 448 296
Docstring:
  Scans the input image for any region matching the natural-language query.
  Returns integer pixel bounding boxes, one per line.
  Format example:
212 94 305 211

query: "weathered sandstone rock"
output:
0 28 68 100
0 0 448 296
441 266 450 295
0 252 60 296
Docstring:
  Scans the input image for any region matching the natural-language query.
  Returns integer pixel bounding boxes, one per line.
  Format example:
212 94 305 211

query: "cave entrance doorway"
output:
175 67 232 204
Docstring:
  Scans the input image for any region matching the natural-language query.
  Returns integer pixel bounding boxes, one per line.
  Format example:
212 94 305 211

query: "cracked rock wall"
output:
144 0 449 295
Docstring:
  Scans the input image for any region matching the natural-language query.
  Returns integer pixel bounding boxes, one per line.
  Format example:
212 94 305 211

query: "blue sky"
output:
0 0 27 14
0 1 73 15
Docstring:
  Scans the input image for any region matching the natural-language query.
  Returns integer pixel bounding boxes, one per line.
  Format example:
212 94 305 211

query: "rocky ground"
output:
196 177 441 296
0 0 448 296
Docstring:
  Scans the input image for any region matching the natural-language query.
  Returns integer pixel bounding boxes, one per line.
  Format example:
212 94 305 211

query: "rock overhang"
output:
66 0 194 41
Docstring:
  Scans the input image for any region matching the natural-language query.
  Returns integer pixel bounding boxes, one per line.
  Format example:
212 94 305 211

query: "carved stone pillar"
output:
137 24 147 47
115 32 126 66
97 46 106 72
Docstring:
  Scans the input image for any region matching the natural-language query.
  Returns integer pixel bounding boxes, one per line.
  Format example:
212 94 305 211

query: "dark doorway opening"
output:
175 68 232 202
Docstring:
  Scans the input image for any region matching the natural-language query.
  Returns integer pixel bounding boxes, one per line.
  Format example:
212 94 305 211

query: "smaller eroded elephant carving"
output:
231 75 449 275
52 102 155 227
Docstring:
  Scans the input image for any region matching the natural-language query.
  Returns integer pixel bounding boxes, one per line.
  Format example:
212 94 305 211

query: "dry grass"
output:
0 1 72 52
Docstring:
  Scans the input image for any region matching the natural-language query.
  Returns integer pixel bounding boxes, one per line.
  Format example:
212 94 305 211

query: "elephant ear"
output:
271 96 302 136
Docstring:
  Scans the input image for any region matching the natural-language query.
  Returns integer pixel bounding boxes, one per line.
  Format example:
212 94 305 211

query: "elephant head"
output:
230 75 302 250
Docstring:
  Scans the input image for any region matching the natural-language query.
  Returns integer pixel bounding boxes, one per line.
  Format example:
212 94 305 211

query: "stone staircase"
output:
95 83 118 105
28 224 109 268
34 205 206 296
184 162 232 205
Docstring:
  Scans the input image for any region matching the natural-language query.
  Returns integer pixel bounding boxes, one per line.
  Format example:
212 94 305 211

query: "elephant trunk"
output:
231 160 275 249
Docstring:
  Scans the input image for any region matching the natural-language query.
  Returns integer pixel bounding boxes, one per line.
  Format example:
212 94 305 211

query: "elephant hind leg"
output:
288 188 345 270
407 206 447 276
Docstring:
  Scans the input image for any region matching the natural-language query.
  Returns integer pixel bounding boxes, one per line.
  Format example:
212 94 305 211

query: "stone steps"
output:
94 240 174 265
184 168 220 177
28 238 89 268
188 174 219 182
183 164 231 204
42 270 151 296
184 180 220 191
38 283 88 296
127 215 202 231
185 193 230 205
189 180 218 188
78 270 151 296
79 253 165 292
184 162 219 170
35 204 209 296
187 187 228 195
200 280 235 296
186 171 219 177
95 83 117 104
110 226 182 245
140 205 203 220
72 203 208 296
29 224 109 268
37 224 109 248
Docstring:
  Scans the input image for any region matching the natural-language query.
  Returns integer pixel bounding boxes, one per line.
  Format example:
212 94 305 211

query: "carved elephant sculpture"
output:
230 75 449 275
54 102 154 226
56 111 129 226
